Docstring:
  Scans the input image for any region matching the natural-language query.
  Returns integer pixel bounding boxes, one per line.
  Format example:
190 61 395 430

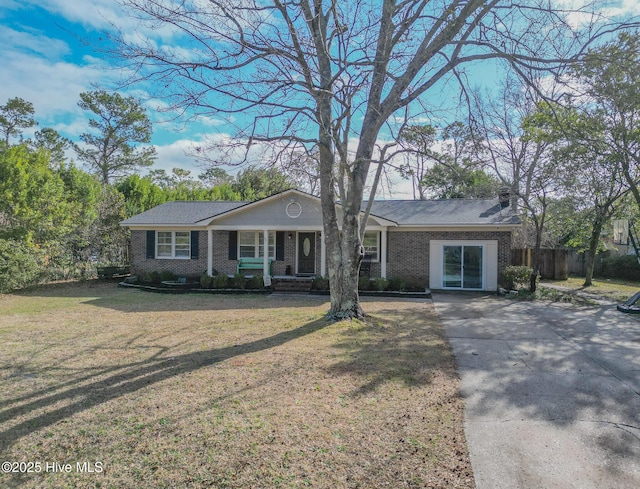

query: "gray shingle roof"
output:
120 201 248 226
121 196 520 227
368 199 520 226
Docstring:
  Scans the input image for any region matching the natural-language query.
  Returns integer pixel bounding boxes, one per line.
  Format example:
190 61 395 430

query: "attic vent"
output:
286 201 302 218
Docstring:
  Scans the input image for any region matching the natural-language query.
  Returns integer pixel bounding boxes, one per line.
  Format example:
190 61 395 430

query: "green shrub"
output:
230 273 246 289
386 277 405 291
358 276 372 291
372 278 388 291
212 273 229 289
200 273 214 289
147 271 162 284
0 239 44 293
312 276 329 290
599 255 640 281
159 270 177 282
246 275 265 289
502 265 534 290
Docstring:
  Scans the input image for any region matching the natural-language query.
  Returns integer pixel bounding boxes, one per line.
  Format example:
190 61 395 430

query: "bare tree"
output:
114 0 637 318
473 75 560 291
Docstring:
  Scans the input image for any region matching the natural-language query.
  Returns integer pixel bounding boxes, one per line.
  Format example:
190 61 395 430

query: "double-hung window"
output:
363 232 380 262
157 231 191 259
238 231 275 259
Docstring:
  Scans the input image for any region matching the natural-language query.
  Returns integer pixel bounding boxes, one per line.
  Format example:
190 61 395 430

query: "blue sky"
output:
0 0 212 175
1 0 639 197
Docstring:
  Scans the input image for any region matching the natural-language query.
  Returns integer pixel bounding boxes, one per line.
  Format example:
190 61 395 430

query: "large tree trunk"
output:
584 213 605 287
316 97 366 320
321 166 369 319
320 195 365 319
529 206 546 293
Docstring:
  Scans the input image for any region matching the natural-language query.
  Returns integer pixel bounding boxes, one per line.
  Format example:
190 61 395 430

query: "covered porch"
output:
205 227 389 280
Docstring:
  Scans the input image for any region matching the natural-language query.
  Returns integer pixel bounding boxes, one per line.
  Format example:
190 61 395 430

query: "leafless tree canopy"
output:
114 0 637 317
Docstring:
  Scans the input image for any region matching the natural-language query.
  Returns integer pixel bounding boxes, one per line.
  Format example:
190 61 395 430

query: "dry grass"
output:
544 276 640 302
0 281 474 488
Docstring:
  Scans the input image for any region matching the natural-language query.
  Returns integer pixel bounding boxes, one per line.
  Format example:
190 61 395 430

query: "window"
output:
239 231 257 258
156 231 191 259
363 232 379 262
174 232 191 258
157 232 173 258
238 231 275 259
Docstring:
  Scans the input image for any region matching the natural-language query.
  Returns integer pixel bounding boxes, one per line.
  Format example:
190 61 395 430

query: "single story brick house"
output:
120 189 520 291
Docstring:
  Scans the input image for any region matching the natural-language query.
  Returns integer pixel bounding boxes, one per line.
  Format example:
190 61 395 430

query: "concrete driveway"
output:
433 293 640 489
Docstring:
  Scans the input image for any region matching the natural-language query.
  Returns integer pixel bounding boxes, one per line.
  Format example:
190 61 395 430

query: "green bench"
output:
237 257 273 275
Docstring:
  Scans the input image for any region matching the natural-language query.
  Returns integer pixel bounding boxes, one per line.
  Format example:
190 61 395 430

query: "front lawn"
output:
0 282 473 488
543 276 640 302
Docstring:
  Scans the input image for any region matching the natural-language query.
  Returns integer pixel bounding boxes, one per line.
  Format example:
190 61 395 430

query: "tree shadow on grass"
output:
7 280 328 313
0 317 331 453
325 303 458 397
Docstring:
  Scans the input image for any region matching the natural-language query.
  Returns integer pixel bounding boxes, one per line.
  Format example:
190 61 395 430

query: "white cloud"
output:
11 0 180 47
552 0 640 27
0 0 22 15
51 118 92 139
196 115 226 127
0 50 120 128
153 137 210 174
0 26 70 57
603 0 640 17
22 0 130 32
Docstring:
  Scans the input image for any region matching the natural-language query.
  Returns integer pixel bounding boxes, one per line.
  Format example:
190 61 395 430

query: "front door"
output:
443 245 483 289
297 232 316 275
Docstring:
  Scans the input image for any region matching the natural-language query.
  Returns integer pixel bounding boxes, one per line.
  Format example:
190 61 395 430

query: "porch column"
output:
263 229 270 276
320 231 326 277
207 229 213 276
380 228 387 279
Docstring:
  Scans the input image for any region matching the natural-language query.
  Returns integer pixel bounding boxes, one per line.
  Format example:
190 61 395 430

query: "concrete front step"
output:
272 276 314 292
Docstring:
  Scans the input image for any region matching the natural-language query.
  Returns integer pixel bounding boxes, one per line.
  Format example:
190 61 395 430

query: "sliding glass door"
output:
442 245 483 289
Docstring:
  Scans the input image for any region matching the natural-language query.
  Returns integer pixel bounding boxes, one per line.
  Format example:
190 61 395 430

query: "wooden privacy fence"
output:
511 248 569 280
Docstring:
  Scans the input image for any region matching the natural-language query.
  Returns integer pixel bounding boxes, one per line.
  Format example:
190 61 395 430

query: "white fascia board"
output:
122 224 208 230
387 224 519 232
209 225 323 231
209 224 391 232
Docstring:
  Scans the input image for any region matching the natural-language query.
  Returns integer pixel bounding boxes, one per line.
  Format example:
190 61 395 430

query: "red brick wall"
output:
130 229 512 284
386 230 512 284
131 230 302 278
130 230 208 279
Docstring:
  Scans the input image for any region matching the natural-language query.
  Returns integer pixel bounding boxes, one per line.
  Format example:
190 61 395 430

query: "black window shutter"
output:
191 231 199 259
275 231 285 261
228 231 238 260
386 232 389 263
146 230 155 259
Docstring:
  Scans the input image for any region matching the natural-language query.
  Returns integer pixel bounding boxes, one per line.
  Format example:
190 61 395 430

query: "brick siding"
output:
131 228 512 284
386 230 512 285
130 230 208 279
